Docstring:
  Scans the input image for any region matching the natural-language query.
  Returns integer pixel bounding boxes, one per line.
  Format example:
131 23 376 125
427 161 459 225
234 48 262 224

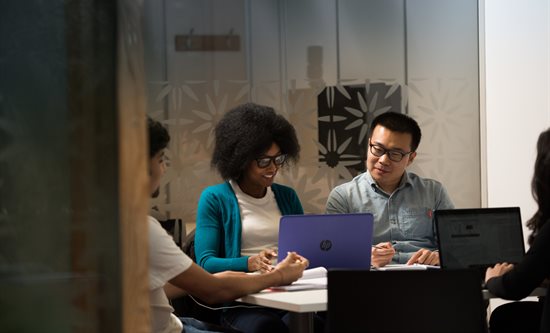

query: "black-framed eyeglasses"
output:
369 143 412 162
255 154 287 168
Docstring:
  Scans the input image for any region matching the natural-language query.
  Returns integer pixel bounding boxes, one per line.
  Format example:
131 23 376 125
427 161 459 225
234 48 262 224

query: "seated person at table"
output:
325 112 454 267
485 127 550 333
195 103 305 333
146 117 308 333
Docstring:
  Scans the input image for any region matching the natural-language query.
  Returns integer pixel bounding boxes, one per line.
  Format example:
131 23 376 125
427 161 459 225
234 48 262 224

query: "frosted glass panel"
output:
143 0 480 229
339 0 405 82
406 0 480 207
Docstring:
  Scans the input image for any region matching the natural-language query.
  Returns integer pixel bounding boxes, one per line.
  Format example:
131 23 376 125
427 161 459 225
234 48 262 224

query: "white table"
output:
482 287 546 300
237 285 547 332
236 289 326 333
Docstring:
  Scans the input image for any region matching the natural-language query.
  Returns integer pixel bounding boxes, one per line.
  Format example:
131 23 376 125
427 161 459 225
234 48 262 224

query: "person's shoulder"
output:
201 182 233 196
536 220 550 238
332 172 368 192
204 181 231 191
407 171 445 188
147 215 168 237
147 215 160 225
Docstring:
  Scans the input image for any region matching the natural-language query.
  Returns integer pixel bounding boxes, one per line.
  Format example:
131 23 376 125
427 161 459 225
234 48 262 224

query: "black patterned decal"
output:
318 82 402 177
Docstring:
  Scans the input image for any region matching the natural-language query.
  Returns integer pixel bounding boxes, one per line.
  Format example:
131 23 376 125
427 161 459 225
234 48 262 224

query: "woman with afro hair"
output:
194 103 305 333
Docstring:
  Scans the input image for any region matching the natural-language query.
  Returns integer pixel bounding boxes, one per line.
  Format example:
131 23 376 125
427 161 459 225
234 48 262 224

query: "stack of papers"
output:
372 264 440 271
267 264 440 291
269 267 327 291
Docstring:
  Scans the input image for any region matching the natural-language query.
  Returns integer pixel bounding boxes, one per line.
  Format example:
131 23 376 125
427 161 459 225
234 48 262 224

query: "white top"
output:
230 180 281 257
148 216 193 333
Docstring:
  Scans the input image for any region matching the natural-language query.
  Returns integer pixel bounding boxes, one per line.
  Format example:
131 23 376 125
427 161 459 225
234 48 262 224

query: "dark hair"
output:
526 128 550 245
148 117 170 157
370 112 422 151
211 103 300 180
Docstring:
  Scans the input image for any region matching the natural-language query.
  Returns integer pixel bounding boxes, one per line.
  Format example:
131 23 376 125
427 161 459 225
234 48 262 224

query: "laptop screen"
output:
278 213 374 269
435 207 525 269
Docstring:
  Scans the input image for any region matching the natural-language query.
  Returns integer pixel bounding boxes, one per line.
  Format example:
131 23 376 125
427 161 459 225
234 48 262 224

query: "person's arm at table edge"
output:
169 252 308 304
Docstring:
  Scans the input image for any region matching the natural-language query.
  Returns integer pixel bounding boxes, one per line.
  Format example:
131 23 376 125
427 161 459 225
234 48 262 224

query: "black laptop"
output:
327 269 487 333
435 207 525 273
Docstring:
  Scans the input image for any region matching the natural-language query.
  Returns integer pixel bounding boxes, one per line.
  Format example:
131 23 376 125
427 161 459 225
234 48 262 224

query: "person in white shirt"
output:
147 117 308 333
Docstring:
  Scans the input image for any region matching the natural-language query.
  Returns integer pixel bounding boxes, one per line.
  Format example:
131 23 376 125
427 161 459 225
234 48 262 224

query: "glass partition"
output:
144 0 480 230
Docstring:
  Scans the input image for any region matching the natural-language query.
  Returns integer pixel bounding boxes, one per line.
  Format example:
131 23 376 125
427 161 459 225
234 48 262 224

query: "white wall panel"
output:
484 0 550 313
484 0 550 241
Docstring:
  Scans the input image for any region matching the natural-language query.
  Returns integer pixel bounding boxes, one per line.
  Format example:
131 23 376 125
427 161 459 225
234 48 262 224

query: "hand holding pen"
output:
371 242 395 268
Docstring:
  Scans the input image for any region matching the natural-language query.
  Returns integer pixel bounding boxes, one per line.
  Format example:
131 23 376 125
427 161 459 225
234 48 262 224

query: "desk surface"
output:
238 286 547 314
237 289 326 313
482 287 546 299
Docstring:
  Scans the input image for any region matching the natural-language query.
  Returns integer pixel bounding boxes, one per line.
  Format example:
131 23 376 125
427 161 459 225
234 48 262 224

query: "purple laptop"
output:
278 213 374 269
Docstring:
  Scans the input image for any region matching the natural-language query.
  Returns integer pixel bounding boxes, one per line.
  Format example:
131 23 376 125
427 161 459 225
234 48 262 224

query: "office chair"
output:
171 229 223 325
158 218 184 248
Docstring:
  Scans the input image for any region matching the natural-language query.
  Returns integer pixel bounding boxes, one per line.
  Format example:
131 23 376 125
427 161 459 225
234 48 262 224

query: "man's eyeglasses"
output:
369 143 412 162
255 154 287 168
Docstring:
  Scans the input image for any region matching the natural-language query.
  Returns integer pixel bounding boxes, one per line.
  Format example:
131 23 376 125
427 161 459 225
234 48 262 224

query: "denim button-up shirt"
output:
326 170 454 263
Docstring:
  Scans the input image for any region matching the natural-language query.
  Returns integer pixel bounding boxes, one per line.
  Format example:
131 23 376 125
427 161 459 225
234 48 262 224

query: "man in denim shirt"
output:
326 112 454 267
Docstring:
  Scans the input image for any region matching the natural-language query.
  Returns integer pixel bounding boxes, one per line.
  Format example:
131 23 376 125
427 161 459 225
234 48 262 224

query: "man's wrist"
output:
274 269 285 286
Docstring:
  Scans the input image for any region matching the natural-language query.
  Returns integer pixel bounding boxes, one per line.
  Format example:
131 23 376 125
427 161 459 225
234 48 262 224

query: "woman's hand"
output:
485 262 514 283
248 249 277 273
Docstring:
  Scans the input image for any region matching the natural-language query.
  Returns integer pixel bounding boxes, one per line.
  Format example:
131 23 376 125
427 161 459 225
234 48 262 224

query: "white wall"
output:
484 0 550 244
483 0 550 312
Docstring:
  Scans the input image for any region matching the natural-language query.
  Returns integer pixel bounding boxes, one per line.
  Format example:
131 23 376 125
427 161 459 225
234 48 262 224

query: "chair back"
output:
158 218 185 248
171 229 222 325
327 269 487 333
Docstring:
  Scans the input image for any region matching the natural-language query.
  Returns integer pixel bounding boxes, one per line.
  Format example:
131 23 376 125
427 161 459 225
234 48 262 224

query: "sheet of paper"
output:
373 264 440 271
269 267 327 291
300 266 327 279
269 277 327 291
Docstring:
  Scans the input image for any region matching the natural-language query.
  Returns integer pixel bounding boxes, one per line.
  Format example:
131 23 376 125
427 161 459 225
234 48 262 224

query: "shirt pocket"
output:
399 207 433 240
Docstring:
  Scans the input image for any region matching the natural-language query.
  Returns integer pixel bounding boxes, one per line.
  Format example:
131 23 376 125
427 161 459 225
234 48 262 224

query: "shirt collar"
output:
366 169 413 192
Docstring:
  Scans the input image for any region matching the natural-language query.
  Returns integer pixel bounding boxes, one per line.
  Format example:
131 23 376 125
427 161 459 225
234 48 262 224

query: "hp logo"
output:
320 239 332 251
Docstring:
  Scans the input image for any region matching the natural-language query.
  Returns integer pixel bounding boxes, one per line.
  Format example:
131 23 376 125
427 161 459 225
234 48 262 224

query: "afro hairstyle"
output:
211 103 300 180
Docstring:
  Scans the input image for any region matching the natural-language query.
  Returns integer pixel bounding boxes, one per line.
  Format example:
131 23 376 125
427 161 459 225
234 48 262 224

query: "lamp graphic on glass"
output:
307 45 324 90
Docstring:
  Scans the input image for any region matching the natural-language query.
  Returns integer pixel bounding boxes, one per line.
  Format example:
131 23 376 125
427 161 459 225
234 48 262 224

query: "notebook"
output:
328 269 487 333
435 207 525 271
269 266 327 291
278 213 374 269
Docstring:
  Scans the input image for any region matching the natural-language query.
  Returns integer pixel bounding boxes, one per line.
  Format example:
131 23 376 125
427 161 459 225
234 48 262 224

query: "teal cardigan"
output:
195 181 304 273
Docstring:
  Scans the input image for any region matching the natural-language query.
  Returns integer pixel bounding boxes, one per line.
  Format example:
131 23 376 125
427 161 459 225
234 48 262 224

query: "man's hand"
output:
248 249 277 273
485 262 514 283
371 242 395 267
406 249 439 265
273 252 309 285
